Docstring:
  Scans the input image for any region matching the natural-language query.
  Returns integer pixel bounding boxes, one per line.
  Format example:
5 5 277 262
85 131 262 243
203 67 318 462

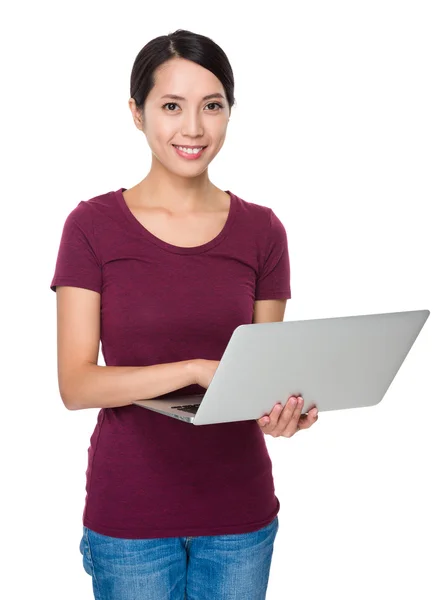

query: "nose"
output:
180 110 204 138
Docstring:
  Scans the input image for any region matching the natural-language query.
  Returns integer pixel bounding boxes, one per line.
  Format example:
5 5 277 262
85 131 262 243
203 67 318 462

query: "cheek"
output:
214 129 227 150
145 119 174 144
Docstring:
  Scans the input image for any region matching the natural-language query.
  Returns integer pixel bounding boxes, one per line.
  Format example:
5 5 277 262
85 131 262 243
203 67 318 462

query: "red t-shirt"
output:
50 187 292 539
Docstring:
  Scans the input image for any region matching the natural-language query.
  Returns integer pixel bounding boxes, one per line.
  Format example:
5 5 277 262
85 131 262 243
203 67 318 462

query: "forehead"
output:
152 58 225 97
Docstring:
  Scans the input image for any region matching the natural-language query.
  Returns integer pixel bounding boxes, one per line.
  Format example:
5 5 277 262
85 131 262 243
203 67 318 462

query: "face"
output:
129 57 231 176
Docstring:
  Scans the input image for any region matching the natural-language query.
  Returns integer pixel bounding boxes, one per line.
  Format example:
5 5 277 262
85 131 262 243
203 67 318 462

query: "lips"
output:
172 145 207 149
172 145 208 160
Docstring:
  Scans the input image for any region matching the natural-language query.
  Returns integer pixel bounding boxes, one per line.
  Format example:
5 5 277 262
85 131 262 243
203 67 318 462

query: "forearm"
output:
63 360 197 410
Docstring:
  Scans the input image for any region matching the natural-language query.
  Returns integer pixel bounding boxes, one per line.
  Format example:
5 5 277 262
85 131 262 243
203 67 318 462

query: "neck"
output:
137 159 217 212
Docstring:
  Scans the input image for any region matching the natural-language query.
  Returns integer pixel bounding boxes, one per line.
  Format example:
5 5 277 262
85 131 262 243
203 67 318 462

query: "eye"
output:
162 102 179 112
161 102 224 112
205 102 224 111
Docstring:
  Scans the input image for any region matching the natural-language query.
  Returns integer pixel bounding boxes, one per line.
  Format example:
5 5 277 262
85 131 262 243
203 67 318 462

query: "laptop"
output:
133 309 430 426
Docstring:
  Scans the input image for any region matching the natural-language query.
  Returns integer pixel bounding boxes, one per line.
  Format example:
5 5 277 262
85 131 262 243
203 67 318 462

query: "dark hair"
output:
130 29 235 121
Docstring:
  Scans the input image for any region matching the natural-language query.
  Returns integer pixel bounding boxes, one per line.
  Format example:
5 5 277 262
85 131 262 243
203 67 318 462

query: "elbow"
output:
64 399 78 411
63 397 82 411
61 391 75 410
59 384 81 411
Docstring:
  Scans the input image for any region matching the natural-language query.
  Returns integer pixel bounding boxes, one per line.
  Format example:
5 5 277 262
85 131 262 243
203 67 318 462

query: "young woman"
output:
50 28 318 600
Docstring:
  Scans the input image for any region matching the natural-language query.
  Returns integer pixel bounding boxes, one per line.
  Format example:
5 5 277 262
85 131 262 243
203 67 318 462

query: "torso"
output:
122 186 231 248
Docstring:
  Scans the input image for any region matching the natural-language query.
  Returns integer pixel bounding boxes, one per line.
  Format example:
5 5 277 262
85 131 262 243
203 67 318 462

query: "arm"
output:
55 286 197 410
252 298 287 324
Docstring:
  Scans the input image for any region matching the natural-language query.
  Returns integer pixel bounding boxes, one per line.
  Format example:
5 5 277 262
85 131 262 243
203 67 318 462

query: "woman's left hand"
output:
257 395 318 437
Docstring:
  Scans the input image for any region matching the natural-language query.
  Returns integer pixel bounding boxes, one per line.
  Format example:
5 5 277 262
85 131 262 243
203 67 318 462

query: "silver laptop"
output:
133 309 430 426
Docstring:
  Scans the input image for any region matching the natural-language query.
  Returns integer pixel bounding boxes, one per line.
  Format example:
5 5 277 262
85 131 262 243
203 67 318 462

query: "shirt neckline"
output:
114 187 238 255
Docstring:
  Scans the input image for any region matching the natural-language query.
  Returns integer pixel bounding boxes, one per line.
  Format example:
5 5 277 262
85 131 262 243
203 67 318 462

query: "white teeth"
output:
176 146 204 154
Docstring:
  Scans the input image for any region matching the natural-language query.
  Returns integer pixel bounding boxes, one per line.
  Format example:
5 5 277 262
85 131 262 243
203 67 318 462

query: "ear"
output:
128 98 144 131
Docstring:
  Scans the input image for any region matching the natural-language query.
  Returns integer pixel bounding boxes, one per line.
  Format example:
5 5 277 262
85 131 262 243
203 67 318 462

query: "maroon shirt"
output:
50 187 292 539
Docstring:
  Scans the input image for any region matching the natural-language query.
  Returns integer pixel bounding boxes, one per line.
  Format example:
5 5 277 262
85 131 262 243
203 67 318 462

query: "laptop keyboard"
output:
171 404 200 415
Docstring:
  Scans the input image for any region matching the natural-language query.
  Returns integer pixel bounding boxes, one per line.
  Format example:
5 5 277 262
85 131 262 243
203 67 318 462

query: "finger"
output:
259 402 285 432
275 396 303 437
297 409 319 430
280 397 305 437
259 396 305 433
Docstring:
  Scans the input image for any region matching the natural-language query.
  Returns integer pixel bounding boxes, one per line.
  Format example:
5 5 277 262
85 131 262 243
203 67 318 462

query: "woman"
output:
50 29 318 600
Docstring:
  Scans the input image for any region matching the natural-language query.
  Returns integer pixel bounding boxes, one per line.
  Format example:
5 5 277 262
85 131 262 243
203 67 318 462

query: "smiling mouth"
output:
172 145 208 149
172 145 208 158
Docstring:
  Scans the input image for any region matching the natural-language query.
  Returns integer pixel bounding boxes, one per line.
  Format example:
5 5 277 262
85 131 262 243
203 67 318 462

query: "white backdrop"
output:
2 1 443 598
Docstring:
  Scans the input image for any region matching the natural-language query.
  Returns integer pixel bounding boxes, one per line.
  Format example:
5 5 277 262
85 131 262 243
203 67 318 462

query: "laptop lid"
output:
189 309 429 425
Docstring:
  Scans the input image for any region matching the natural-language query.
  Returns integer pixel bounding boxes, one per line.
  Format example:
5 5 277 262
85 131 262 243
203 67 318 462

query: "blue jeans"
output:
79 516 279 599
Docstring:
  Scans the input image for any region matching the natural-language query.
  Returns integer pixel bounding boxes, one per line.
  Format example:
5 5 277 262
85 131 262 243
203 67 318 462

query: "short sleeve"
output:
255 208 292 301
50 207 102 294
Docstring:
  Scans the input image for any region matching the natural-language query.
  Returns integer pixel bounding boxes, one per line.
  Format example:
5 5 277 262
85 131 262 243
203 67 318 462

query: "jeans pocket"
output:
79 526 93 576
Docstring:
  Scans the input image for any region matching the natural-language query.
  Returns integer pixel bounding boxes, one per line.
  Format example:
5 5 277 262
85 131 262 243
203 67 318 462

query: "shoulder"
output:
233 191 287 237
231 191 273 228
64 189 117 231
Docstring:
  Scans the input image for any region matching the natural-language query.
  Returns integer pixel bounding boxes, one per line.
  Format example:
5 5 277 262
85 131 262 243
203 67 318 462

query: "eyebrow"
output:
160 93 225 101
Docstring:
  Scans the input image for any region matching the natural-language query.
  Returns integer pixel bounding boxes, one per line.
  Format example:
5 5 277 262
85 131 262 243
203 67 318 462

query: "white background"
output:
1 1 444 598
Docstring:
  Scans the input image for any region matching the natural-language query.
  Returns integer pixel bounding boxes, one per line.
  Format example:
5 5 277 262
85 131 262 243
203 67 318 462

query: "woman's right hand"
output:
191 359 221 389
